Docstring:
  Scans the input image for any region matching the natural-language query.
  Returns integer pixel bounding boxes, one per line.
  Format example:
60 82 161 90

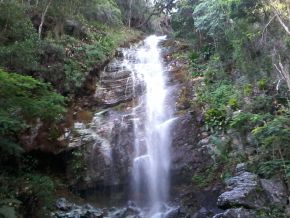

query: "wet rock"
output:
170 113 213 185
56 198 74 211
53 199 104 218
164 207 182 218
217 172 268 209
213 208 256 218
110 206 141 218
191 207 214 218
95 52 144 106
67 109 135 189
198 207 208 214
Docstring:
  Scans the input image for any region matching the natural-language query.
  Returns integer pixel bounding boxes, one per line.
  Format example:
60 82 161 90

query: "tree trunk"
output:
38 0 52 39
128 0 133 28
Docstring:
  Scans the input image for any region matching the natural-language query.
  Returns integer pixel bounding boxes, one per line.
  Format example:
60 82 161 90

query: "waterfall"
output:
125 35 175 216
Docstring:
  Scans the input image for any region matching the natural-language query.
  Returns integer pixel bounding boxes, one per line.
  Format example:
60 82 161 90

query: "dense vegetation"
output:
0 0 169 216
172 0 290 201
1 0 290 216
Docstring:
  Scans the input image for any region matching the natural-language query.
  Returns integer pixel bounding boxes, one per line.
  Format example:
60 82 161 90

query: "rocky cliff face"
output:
66 47 140 189
44 38 290 218
64 39 210 194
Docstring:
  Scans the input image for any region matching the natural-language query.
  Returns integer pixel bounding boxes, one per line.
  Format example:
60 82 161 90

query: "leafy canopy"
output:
0 70 65 155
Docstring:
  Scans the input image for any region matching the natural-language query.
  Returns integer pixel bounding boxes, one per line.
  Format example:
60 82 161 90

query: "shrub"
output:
257 79 267 91
0 70 65 157
0 2 40 72
252 116 290 178
82 0 122 26
243 83 253 96
205 108 227 131
192 166 216 188
199 83 241 109
230 112 267 131
70 149 87 181
256 160 290 179
228 97 239 110
21 174 55 207
246 95 273 113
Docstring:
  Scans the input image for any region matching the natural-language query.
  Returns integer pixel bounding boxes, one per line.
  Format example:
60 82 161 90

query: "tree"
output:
38 0 52 38
0 1 40 72
0 69 65 156
171 0 195 38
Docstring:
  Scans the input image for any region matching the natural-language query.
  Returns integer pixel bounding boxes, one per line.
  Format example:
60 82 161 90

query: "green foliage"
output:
205 108 227 131
230 112 266 131
117 0 150 28
0 172 55 216
0 2 37 43
0 70 65 157
243 84 253 96
0 70 65 122
252 116 290 150
256 206 286 218
257 79 267 91
250 116 290 179
192 166 216 188
199 83 240 109
64 60 85 92
171 0 195 38
228 97 239 110
256 160 290 179
189 51 205 77
211 136 232 162
203 55 227 84
0 205 19 218
82 0 122 26
0 1 40 72
246 95 273 113
24 174 55 206
70 149 87 181
0 0 141 95
193 0 230 38
173 0 290 194
189 51 199 63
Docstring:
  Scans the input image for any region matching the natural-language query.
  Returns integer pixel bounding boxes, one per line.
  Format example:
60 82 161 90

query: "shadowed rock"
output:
213 208 256 218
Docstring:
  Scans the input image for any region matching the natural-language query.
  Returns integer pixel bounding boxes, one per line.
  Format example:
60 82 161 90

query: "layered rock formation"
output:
215 164 288 217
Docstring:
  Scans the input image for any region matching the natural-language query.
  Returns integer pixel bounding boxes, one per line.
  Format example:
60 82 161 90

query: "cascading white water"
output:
127 35 175 217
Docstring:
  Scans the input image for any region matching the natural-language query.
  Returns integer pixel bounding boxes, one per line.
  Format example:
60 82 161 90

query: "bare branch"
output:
276 13 290 36
38 0 52 39
274 57 290 91
261 14 277 43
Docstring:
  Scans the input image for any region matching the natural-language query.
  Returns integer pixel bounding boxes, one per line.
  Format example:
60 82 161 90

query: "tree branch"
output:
38 0 52 39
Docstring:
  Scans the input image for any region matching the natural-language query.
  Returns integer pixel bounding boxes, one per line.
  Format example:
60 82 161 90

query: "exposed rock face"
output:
260 178 288 207
217 172 267 209
213 208 257 218
170 113 198 183
215 163 289 217
67 109 135 189
95 48 143 106
66 47 143 189
53 198 142 218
